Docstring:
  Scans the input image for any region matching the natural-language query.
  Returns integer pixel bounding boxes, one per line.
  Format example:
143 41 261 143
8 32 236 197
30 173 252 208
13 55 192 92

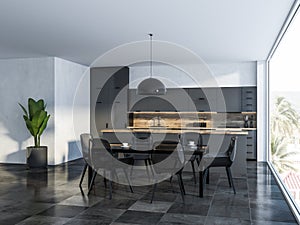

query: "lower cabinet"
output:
246 130 257 160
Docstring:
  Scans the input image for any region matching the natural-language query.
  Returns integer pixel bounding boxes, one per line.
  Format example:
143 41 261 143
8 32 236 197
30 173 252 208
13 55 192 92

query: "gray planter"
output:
27 146 48 168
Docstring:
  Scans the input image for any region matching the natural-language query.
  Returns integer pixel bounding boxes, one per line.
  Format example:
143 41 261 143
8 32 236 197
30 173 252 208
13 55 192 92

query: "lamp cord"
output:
149 33 153 78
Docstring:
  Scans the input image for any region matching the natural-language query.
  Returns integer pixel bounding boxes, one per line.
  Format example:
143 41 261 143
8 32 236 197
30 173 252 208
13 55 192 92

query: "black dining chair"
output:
201 136 238 194
88 138 134 199
79 133 93 193
130 132 153 177
150 140 186 203
180 132 205 184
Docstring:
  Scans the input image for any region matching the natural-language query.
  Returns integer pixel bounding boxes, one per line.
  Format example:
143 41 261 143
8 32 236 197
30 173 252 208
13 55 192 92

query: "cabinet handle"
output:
246 91 253 93
247 137 252 139
246 97 253 100
247 144 253 147
198 97 205 100
115 101 120 103
246 104 252 106
247 151 253 153
115 86 120 89
97 101 102 104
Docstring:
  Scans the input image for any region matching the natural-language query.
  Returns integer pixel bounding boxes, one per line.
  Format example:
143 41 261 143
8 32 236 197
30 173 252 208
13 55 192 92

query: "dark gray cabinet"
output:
241 87 257 112
91 67 129 135
246 130 257 160
187 88 217 111
217 87 241 112
128 88 188 112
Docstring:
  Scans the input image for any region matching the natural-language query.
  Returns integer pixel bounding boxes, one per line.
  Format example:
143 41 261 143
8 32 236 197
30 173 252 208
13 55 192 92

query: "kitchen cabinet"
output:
216 87 241 112
241 87 257 112
246 130 257 160
128 88 188 112
187 88 217 111
91 67 129 135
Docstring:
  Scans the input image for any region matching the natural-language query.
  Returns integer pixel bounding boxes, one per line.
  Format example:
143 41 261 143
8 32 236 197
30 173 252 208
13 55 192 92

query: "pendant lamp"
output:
137 34 166 95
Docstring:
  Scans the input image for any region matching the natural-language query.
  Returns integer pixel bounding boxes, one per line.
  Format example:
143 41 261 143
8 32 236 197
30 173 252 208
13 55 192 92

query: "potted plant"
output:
19 98 50 168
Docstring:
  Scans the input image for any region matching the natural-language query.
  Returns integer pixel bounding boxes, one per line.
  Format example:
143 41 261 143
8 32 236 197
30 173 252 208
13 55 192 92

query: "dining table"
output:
108 142 209 197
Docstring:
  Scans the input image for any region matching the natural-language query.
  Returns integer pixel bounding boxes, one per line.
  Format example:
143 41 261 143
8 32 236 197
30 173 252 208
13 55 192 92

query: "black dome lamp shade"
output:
137 34 166 95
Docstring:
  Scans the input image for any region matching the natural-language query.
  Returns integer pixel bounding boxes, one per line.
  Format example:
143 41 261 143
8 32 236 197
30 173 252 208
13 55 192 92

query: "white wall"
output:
54 58 89 165
257 60 268 162
0 58 55 164
129 61 257 88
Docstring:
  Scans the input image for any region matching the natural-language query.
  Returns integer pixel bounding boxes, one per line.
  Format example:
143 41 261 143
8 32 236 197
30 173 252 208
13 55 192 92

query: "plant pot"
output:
27 146 48 168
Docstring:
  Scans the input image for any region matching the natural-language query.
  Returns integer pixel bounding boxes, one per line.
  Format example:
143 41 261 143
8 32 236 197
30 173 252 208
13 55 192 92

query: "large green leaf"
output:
18 103 28 118
38 114 50 137
28 98 45 120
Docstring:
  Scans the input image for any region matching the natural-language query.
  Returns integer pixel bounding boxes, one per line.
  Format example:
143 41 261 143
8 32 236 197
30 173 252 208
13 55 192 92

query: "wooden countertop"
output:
101 128 249 135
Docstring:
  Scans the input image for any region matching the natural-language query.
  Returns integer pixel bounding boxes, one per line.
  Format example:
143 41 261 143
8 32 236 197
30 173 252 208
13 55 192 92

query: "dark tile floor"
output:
0 160 298 225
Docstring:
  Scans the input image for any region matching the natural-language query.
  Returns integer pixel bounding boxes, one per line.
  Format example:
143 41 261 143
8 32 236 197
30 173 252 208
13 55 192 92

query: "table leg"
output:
206 168 210 184
199 170 203 197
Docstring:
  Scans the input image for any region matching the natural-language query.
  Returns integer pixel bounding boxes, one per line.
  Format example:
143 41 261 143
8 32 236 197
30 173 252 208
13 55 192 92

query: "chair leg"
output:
123 168 134 193
88 171 97 195
144 159 150 179
190 160 197 184
150 183 157 203
177 173 185 203
225 167 232 187
178 172 186 195
79 163 88 190
147 158 154 175
106 171 113 200
226 167 236 194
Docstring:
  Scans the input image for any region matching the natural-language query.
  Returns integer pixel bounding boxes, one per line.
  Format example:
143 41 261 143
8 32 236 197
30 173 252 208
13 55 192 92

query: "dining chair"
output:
180 132 205 184
88 138 134 199
79 133 93 193
201 136 238 194
150 140 185 203
130 132 153 177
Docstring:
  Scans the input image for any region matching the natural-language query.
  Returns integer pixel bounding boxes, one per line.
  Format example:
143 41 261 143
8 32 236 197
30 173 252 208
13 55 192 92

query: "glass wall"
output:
269 7 300 211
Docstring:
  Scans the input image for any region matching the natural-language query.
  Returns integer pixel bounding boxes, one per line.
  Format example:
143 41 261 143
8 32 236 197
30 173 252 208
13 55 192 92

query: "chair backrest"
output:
80 133 92 162
132 132 152 151
180 132 203 147
152 140 184 171
226 136 238 162
100 138 114 155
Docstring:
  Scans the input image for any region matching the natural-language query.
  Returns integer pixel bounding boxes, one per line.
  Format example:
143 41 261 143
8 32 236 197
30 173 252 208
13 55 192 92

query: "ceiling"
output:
0 0 296 66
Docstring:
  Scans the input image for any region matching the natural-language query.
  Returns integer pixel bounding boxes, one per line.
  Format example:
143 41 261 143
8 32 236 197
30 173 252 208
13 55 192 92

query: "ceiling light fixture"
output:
136 34 166 95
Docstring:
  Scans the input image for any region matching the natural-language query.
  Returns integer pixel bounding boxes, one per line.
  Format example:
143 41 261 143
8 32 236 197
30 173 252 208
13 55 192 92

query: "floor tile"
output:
128 200 173 213
37 205 87 218
115 210 164 224
58 195 103 207
167 202 210 216
208 205 250 220
204 216 251 225
159 213 206 225
15 215 71 225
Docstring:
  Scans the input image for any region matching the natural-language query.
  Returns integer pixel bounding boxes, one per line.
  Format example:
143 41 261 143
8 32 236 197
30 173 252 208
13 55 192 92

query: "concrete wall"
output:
0 57 55 164
129 61 257 88
54 58 89 165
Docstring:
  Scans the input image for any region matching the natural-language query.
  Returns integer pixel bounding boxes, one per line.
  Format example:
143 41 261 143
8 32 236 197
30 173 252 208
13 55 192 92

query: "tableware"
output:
188 141 195 146
121 143 130 148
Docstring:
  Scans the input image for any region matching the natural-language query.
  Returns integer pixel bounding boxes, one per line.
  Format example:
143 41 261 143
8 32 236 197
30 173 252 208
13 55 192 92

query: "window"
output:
269 5 300 214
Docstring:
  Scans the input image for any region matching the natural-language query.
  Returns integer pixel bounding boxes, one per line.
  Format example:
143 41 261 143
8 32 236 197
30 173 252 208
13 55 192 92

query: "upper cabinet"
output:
216 87 242 112
241 87 257 112
128 87 257 112
187 88 217 112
